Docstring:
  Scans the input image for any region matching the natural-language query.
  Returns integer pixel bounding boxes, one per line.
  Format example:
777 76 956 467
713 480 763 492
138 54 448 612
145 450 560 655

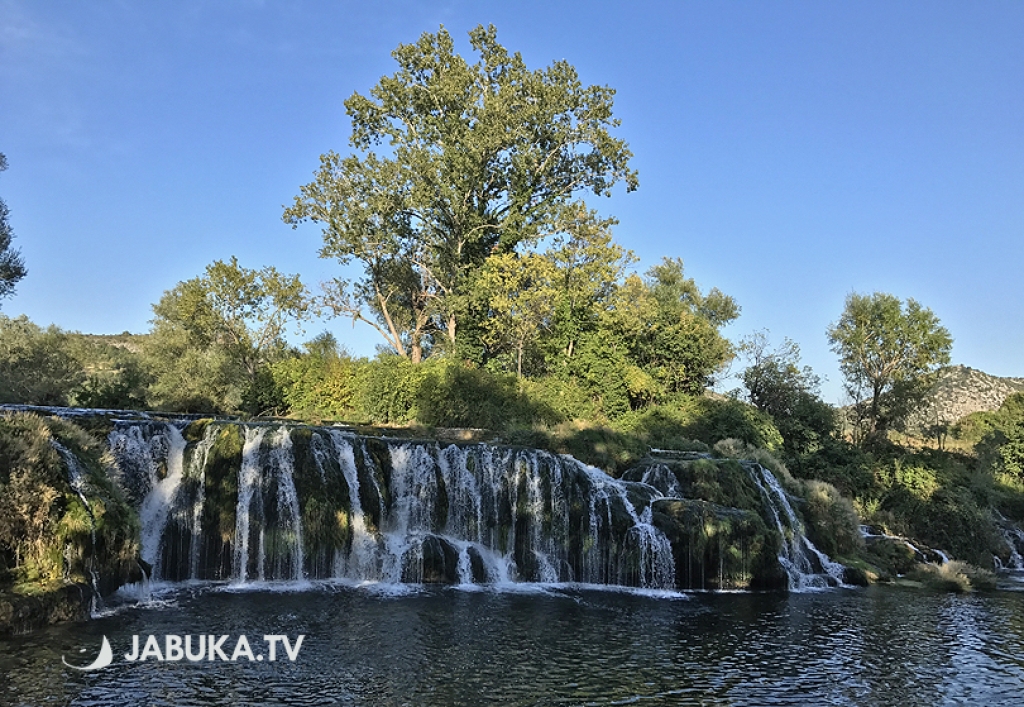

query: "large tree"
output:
0 153 28 305
284 25 637 362
145 257 308 413
606 258 740 397
739 331 836 458
827 292 952 438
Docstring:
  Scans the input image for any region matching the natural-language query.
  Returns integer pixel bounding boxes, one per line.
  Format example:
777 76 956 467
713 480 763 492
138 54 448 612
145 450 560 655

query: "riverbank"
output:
0 582 93 636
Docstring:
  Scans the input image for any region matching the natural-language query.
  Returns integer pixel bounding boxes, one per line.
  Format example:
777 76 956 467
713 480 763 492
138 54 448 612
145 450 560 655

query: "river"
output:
3 580 1024 706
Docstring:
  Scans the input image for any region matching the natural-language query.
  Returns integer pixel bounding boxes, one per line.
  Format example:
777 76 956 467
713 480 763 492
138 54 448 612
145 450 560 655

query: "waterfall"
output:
102 419 850 592
329 431 379 580
234 426 269 582
995 514 1024 570
186 426 216 580
752 465 845 590
51 441 101 610
108 423 187 578
232 426 305 583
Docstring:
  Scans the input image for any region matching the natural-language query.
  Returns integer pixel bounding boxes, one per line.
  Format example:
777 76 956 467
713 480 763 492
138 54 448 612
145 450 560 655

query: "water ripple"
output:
2 586 1024 706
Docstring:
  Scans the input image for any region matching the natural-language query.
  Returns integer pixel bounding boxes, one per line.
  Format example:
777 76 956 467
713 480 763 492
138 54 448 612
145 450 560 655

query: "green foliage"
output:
0 152 27 304
414 362 561 429
907 560 997 593
286 25 637 361
604 259 739 397
739 331 837 459
507 421 646 475
558 330 634 419
796 479 863 559
961 393 1024 488
516 376 596 422
827 292 952 438
688 458 767 513
144 257 308 414
0 413 139 591
615 406 716 454
506 396 774 476
997 418 1024 479
353 356 436 425
0 315 85 405
0 318 152 409
855 448 1006 566
66 335 151 410
473 250 558 378
270 333 358 421
672 397 782 451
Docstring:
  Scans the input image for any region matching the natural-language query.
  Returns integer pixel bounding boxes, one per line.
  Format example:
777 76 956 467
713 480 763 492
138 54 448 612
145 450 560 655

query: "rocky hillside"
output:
910 365 1024 431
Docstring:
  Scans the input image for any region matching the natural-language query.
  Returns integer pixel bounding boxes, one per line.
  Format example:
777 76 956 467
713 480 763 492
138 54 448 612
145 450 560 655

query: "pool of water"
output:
2 582 1024 706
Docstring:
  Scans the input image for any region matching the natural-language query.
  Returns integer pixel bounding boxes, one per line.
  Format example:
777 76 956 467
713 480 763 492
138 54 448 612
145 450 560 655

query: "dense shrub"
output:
270 334 359 421
0 413 139 590
414 362 561 429
351 356 436 424
798 479 863 558
0 315 84 406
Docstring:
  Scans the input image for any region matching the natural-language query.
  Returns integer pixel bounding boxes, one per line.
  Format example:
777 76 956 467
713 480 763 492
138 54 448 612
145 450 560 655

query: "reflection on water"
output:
2 584 1024 706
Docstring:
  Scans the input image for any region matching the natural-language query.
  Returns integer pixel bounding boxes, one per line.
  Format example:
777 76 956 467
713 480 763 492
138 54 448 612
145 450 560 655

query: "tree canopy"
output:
827 292 952 438
144 257 308 413
0 153 28 305
739 331 836 458
284 24 637 362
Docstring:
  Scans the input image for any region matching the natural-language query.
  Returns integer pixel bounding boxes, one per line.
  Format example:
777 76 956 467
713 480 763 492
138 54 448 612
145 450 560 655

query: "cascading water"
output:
51 441 102 610
328 431 380 580
994 513 1024 570
185 426 216 579
102 420 850 592
107 421 679 590
752 465 846 590
108 422 187 578
232 426 305 583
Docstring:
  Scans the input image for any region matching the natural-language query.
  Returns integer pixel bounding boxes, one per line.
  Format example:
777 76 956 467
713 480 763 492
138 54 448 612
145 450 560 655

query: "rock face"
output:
650 498 784 590
0 584 93 636
623 455 844 590
909 365 1024 431
30 415 846 594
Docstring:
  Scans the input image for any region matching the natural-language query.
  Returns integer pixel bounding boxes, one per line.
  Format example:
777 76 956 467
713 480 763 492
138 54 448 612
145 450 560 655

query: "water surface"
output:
3 583 1024 706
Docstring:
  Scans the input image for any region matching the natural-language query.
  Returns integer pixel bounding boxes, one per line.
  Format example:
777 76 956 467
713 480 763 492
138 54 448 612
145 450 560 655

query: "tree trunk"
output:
446 314 457 346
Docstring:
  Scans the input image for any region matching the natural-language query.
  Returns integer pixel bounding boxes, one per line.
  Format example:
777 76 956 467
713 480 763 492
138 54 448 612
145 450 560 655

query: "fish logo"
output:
62 636 114 671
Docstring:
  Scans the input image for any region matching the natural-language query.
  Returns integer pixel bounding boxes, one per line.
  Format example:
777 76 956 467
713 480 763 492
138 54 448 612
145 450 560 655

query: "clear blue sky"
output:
2 1 1021 403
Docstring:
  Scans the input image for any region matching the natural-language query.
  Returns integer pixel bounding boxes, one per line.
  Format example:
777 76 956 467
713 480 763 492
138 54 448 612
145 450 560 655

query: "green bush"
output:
0 413 139 591
270 334 359 421
676 397 783 451
0 315 84 406
907 561 997 593
414 362 561 429
798 479 864 558
611 397 780 452
352 356 436 424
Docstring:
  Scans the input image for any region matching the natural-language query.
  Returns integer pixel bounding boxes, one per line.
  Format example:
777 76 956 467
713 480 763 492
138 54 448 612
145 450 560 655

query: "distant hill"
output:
909 365 1024 431
71 332 147 354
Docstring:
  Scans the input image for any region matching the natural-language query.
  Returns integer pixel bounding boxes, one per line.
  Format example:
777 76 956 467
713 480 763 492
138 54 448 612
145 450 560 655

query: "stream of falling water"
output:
98 421 853 592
